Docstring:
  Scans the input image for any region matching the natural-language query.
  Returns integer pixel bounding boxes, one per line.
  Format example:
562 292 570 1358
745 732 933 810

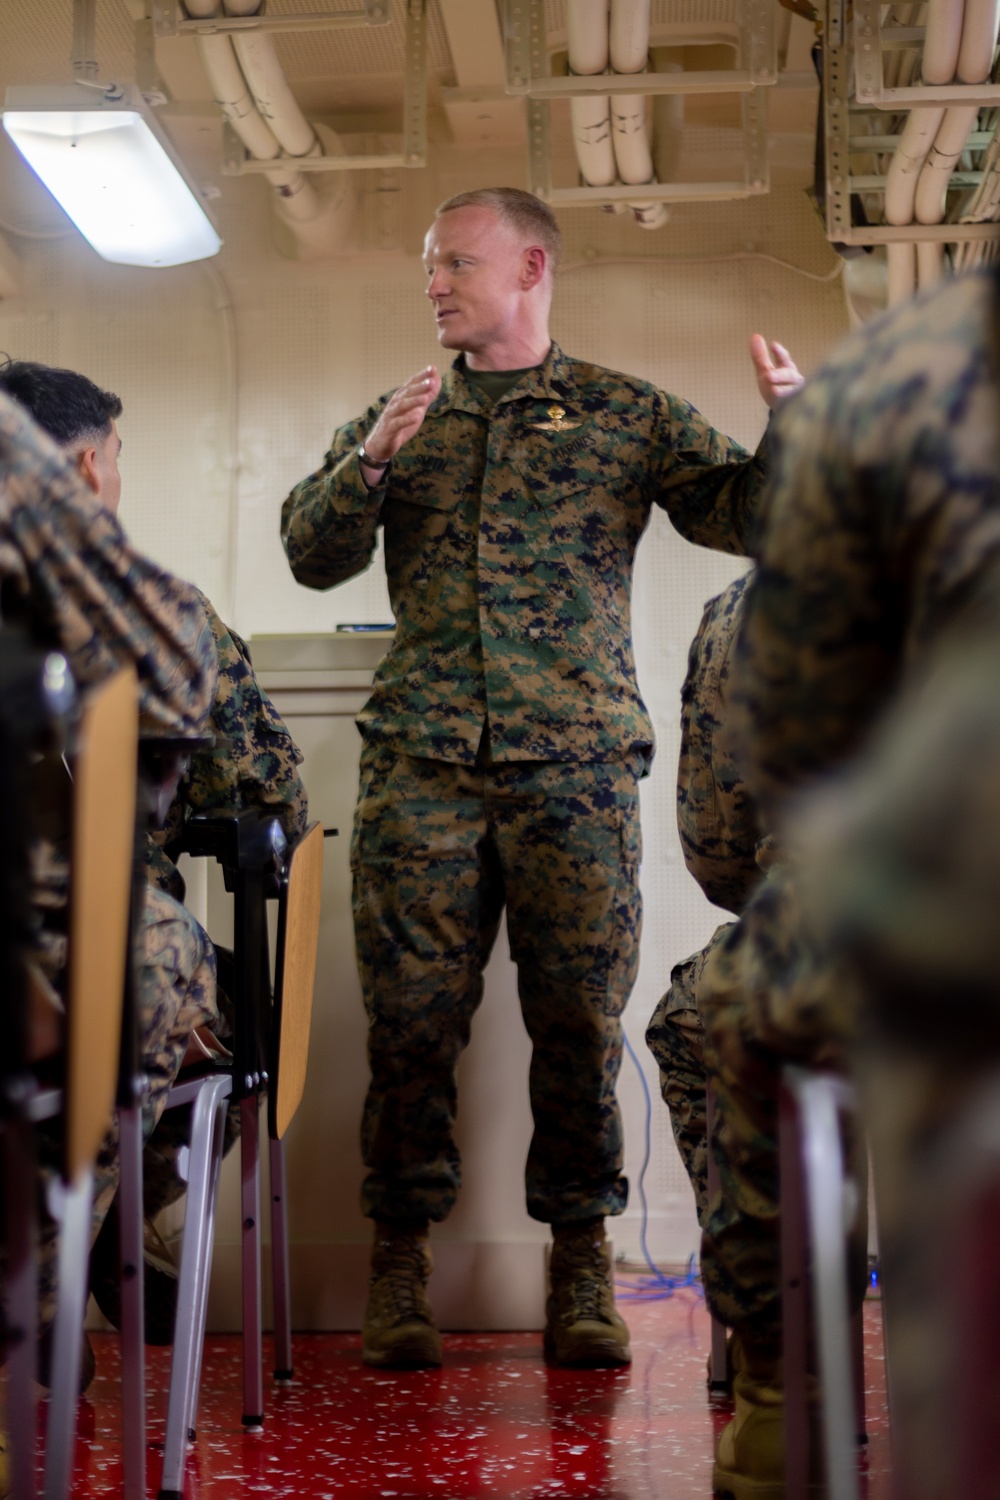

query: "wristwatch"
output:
358 443 391 472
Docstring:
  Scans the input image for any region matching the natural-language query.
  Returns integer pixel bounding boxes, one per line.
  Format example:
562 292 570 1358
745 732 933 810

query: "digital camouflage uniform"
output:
282 341 768 1226
139 592 308 1220
796 589 1000 1500
700 269 1000 1360
644 571 761 1221
0 389 218 1324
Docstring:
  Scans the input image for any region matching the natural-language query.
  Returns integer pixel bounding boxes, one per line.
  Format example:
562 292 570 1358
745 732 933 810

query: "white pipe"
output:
916 240 946 285
610 0 649 72
887 241 917 303
884 107 947 223
185 0 321 223
568 1 616 190
568 0 609 74
915 103 979 222
957 0 1000 80
610 94 655 184
923 0 966 82
610 0 667 229
223 0 321 160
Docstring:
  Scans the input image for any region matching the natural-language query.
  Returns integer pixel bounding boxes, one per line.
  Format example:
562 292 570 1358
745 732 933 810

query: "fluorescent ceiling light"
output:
3 85 221 268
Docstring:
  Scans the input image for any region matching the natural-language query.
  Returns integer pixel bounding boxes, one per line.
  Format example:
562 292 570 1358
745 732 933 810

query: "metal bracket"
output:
503 0 774 97
220 0 427 173
510 0 772 210
153 0 390 40
823 7 1000 247
853 0 1000 107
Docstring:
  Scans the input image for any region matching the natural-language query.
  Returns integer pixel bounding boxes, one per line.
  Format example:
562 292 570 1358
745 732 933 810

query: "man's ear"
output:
75 445 100 495
522 244 547 291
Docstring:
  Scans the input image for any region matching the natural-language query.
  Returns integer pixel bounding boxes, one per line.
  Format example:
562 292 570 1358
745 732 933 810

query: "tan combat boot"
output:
543 1219 631 1367
362 1222 443 1369
712 1345 825 1500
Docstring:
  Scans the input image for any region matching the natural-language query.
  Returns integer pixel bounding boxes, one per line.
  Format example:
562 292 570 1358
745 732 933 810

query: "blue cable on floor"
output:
617 1028 702 1302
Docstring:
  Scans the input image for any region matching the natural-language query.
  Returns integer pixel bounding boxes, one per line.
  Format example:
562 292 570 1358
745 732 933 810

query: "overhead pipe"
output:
223 0 323 161
909 0 1000 289
914 0 1000 228
183 0 321 223
609 0 668 229
882 0 1000 296
566 0 669 230
883 0 968 300
185 0 357 255
567 0 617 190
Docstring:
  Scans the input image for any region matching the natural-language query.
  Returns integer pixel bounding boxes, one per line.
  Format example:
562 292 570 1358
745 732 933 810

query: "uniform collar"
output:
428 341 577 417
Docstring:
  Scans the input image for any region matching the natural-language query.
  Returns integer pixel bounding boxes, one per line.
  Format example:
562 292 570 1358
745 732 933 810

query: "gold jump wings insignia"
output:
528 404 582 433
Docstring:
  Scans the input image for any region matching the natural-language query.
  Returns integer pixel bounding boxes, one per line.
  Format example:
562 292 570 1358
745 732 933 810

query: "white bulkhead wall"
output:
0 38 847 1316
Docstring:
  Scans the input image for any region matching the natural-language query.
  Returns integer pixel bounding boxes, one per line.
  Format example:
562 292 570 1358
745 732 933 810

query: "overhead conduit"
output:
184 0 355 256
883 0 1000 301
568 0 671 229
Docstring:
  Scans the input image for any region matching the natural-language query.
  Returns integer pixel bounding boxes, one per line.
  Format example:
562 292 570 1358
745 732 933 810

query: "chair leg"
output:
118 1102 148 1500
183 1095 229 1448
43 1167 94 1500
850 1303 867 1445
268 1137 293 1382
240 1097 264 1427
780 1081 812 1500
4 1120 39 1500
795 1072 860 1500
705 1084 730 1391
158 1078 231 1500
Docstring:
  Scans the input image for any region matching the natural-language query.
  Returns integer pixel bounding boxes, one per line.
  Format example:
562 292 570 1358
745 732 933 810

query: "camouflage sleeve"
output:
0 392 216 734
159 593 308 853
280 398 389 590
676 572 762 914
732 272 1000 822
652 390 771 557
728 388 896 821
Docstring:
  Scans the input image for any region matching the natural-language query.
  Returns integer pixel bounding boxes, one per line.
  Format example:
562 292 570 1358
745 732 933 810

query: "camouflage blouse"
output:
282 342 769 766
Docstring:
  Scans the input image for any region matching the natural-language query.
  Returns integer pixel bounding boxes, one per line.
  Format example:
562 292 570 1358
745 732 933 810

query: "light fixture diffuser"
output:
3 85 221 268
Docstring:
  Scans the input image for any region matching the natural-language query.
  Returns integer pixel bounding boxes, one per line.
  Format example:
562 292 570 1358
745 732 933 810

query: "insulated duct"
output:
883 0 1000 300
184 0 356 258
567 0 671 229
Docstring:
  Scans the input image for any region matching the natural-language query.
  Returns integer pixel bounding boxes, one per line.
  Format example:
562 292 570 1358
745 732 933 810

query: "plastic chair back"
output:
269 820 324 1141
65 665 138 1184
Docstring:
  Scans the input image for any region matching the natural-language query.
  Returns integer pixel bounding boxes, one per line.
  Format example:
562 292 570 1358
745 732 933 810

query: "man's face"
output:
422 206 528 356
74 419 122 516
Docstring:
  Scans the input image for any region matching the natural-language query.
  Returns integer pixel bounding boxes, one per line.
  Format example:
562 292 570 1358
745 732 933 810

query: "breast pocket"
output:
386 413 472 513
513 427 627 510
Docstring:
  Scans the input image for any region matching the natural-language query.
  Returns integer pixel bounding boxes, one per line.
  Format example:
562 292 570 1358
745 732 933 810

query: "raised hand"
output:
360 365 442 481
750 334 805 411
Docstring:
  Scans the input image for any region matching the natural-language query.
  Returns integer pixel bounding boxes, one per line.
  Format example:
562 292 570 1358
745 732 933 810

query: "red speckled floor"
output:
63 1288 890 1498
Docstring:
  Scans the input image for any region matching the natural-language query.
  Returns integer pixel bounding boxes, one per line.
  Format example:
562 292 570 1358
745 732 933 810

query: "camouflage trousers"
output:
36 884 218 1323
351 742 644 1226
644 925 733 1225
695 866 866 1353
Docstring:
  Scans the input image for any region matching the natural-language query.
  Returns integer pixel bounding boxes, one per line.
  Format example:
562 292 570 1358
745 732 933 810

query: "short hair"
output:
0 358 122 448
435 187 562 273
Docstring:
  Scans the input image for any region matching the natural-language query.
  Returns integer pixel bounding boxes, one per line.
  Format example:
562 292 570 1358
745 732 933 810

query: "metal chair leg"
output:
850 1304 867 1445
118 1100 148 1500
4 1119 39 1500
705 1083 730 1390
158 1076 232 1500
269 1137 293 1382
43 1167 94 1500
240 1096 264 1427
780 1080 812 1500
785 1068 860 1500
183 1095 229 1448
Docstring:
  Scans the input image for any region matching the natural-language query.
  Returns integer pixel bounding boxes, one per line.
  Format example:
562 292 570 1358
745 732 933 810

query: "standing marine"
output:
281 186 803 1370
